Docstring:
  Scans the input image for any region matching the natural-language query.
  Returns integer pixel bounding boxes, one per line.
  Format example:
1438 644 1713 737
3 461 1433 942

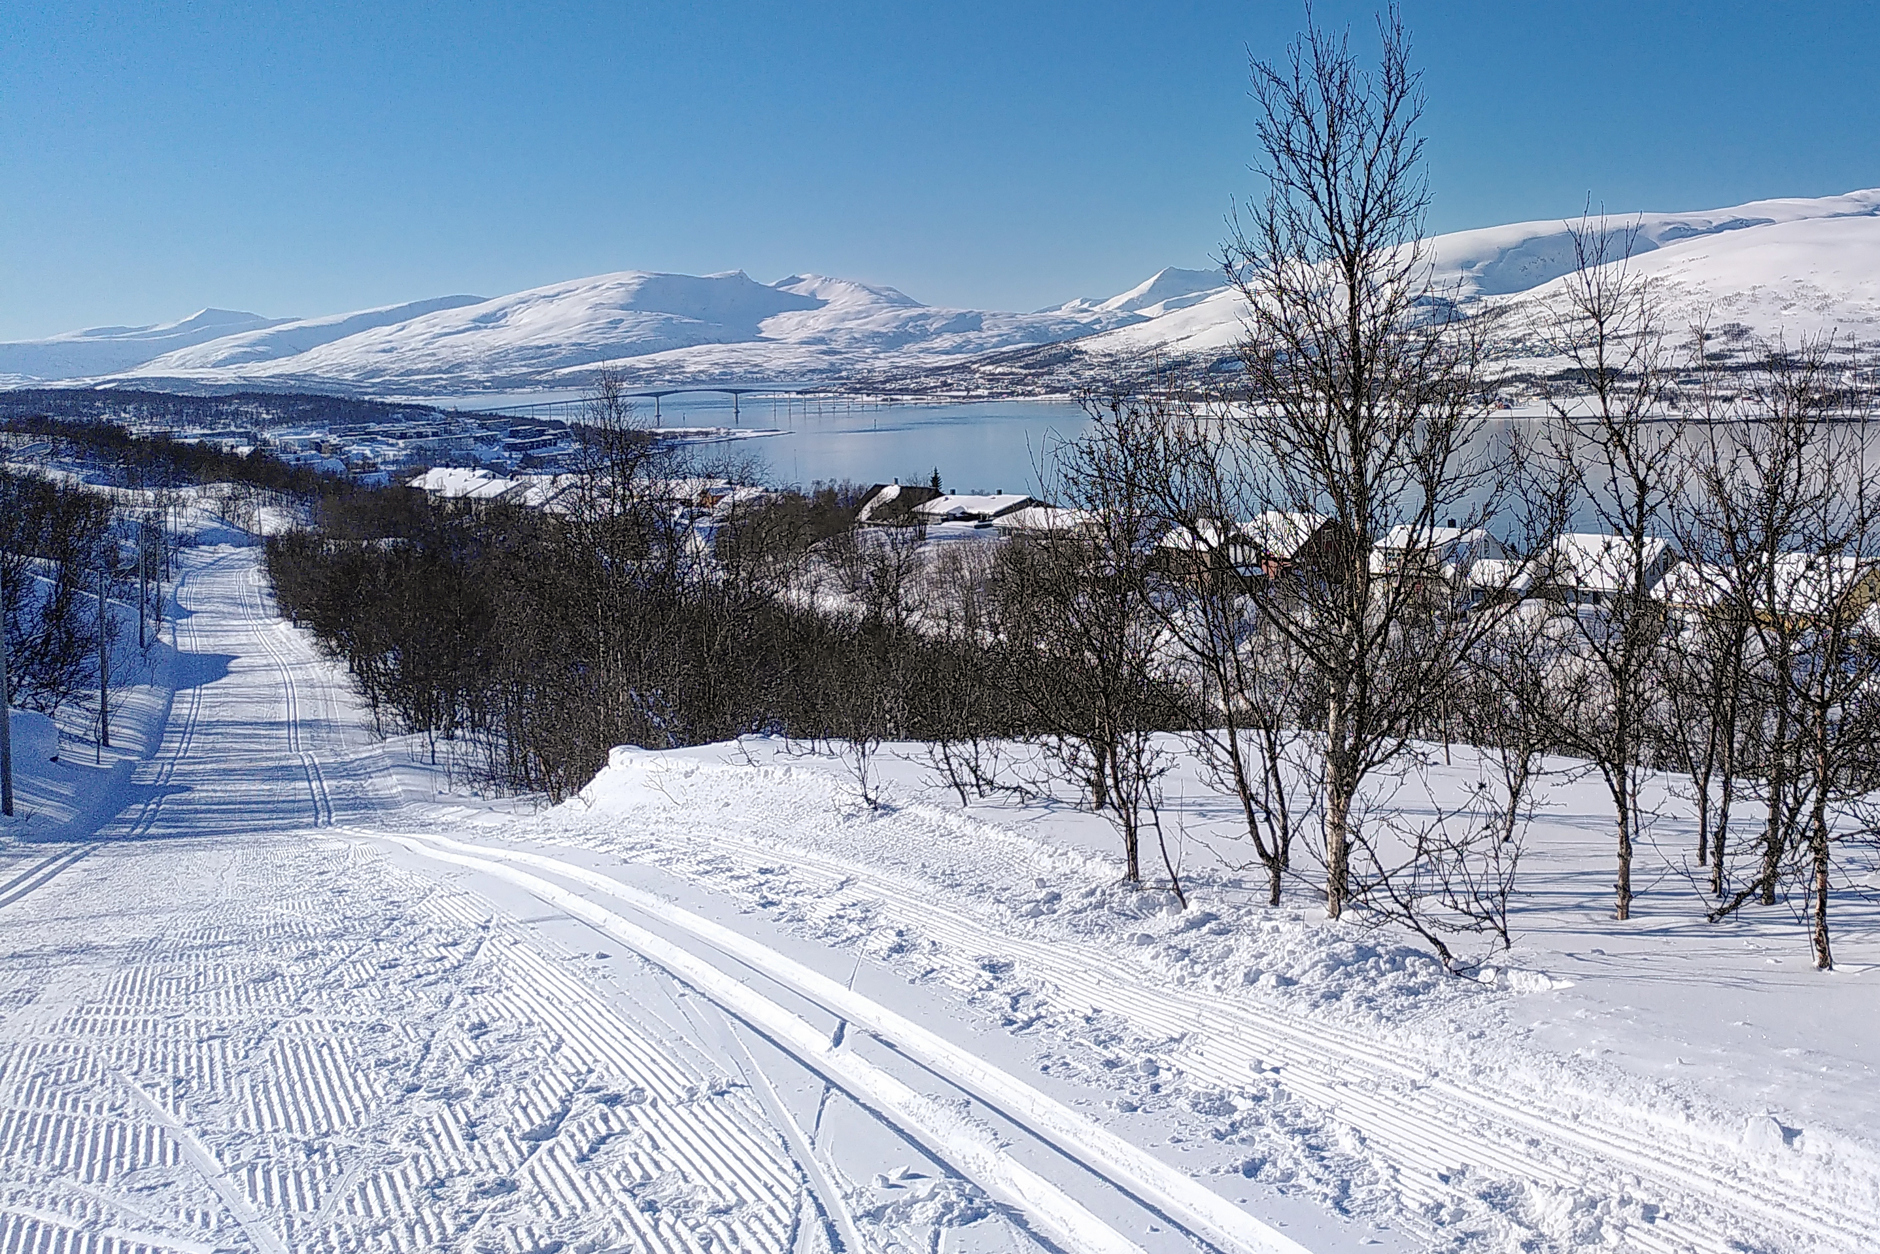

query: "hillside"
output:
2 188 1876 397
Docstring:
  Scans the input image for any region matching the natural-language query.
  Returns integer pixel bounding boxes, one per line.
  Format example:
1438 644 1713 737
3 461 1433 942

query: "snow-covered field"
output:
3 540 1877 1253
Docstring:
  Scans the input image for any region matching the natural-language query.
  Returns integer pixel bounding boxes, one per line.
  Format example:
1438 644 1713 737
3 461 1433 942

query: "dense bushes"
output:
265 482 1068 800
1 467 125 718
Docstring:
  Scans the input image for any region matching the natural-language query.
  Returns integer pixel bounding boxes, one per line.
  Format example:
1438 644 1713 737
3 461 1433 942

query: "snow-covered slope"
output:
86 269 1146 393
0 307 287 382
136 294 487 370
1072 188 1880 364
5 188 1877 396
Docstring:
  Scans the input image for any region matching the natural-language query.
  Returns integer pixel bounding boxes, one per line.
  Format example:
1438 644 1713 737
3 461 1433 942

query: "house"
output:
1153 512 1351 582
856 482 942 524
1655 553 1880 631
1650 560 1731 618
1371 523 1509 577
1241 511 1352 578
408 467 533 504
1154 520 1262 578
406 467 580 511
1539 533 1680 606
1371 522 1515 598
910 492 1041 525
991 505 1100 535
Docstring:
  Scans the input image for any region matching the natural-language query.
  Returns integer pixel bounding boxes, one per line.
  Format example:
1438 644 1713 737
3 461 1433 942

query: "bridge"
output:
469 386 882 428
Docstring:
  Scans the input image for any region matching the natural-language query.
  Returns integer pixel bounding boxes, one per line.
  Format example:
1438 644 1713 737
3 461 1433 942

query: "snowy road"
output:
2 545 1873 1254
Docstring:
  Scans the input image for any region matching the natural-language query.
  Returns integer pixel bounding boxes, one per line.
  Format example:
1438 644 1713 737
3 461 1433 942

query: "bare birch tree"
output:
1537 215 1683 920
1222 6 1517 919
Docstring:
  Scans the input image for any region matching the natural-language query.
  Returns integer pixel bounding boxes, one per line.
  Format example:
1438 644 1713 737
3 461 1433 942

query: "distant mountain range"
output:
5 189 1877 398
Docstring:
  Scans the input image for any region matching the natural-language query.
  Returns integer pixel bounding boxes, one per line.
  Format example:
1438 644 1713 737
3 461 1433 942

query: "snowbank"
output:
6 708 58 764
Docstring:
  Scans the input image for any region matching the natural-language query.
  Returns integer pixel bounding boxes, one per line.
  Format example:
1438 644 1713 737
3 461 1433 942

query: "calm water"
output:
429 388 1880 531
732 396 1091 495
435 389 1095 497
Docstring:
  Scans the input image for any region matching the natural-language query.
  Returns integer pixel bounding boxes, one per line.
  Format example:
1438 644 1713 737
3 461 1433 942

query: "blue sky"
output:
2 1 1876 340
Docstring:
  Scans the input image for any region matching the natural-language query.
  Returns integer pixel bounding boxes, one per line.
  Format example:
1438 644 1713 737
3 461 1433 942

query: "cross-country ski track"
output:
0 543 1873 1254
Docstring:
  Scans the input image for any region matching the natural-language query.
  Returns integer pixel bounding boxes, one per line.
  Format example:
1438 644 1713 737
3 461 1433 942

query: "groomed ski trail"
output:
478 758 1880 1254
359 826 1315 1254
0 548 820 1254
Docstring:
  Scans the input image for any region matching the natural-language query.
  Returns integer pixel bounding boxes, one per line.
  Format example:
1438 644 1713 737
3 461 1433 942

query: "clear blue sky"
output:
3 1 1876 340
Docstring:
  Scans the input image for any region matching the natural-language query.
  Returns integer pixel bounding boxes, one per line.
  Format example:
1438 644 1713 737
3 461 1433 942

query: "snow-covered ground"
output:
3 540 1877 1253
4 189 1876 396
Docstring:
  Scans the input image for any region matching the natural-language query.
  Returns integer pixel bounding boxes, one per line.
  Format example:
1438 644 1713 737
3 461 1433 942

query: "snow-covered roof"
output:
1650 560 1732 609
408 467 524 501
1544 533 1676 593
1375 524 1504 555
1156 520 1239 552
409 467 581 508
912 493 1037 521
993 505 1099 534
1238 511 1329 559
856 482 904 522
1652 553 1880 622
1371 525 1511 577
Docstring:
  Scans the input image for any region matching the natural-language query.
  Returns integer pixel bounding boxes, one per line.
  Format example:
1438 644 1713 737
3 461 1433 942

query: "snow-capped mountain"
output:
5 189 1877 397
1072 189 1880 363
139 295 488 370
36 269 1148 394
0 308 290 381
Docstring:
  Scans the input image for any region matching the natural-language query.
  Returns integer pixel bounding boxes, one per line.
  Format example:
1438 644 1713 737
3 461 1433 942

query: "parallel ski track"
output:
368 827 1317 1254
0 549 211 915
2 549 825 1254
546 813 1870 1254
238 563 333 829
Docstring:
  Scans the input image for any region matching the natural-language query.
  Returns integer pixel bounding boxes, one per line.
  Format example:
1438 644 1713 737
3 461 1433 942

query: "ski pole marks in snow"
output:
0 843 809 1254
368 826 1314 1254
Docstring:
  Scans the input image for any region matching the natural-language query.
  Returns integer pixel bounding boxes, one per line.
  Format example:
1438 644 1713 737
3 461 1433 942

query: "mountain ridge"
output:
5 188 1877 397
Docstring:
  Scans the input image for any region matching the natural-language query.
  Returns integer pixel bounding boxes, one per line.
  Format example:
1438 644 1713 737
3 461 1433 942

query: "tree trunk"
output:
1810 743 1834 971
1613 774 1633 920
1324 691 1354 919
1761 701 1792 906
1711 768 1734 898
1810 800 1833 971
1693 763 1711 866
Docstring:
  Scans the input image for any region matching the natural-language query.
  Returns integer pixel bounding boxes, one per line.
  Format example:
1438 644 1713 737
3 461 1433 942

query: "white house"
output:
1541 533 1680 605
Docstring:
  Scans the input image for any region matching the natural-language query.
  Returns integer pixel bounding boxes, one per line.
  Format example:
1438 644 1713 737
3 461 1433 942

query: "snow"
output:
1089 267 1230 316
5 188 1875 396
105 271 1146 394
912 491 1037 521
993 504 1099 533
134 295 486 370
3 531 1878 1252
1076 187 1880 365
1544 532 1678 596
6 708 58 765
1241 511 1329 559
0 308 287 380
